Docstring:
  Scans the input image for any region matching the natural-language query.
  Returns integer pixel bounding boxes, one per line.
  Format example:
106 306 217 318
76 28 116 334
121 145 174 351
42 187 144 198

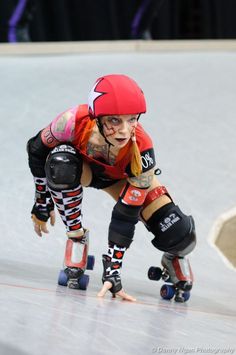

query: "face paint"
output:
100 115 138 148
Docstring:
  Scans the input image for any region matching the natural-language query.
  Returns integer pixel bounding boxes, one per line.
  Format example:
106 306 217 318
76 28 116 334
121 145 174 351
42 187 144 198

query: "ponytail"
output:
130 133 142 176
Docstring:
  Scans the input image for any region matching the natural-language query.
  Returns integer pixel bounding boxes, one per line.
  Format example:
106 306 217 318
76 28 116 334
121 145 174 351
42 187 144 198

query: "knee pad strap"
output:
143 186 171 209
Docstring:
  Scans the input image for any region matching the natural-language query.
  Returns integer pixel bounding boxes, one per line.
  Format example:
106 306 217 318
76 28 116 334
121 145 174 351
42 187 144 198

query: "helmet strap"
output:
96 118 114 147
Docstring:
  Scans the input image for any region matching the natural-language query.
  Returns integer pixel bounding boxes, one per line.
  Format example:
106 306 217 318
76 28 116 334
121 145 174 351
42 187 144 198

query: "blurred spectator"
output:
131 0 165 39
0 0 36 42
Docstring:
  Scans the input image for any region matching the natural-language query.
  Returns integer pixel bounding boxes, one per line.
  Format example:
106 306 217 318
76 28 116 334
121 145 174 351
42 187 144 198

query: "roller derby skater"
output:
27 73 196 301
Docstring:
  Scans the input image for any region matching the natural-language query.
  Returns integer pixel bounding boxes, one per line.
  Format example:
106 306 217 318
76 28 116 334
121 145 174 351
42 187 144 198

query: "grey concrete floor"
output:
0 49 236 355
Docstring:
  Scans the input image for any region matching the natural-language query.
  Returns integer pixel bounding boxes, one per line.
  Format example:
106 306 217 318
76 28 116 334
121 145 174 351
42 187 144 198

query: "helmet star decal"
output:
88 79 105 116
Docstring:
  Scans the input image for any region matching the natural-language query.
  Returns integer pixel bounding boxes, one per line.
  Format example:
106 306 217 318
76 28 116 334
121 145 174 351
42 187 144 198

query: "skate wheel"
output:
86 255 95 270
79 274 90 290
160 284 175 300
58 270 68 286
183 291 190 302
148 266 162 281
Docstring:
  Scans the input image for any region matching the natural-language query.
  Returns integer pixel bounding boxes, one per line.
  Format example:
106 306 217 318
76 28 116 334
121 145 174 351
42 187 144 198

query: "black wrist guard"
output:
32 177 54 222
31 203 53 222
102 255 122 294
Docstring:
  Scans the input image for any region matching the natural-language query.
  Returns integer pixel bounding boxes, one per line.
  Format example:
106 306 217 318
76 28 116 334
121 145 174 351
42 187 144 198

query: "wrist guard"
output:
31 177 54 222
102 255 122 294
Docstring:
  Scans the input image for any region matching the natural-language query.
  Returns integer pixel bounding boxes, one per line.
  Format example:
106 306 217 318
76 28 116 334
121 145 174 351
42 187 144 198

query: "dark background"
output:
1 0 236 42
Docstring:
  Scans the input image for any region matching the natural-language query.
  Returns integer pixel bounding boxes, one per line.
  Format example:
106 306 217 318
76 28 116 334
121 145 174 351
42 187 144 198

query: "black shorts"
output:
88 175 120 189
87 161 121 189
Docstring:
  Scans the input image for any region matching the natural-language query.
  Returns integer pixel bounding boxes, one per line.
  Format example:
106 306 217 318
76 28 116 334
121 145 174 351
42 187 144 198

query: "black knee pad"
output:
45 145 82 191
146 203 196 256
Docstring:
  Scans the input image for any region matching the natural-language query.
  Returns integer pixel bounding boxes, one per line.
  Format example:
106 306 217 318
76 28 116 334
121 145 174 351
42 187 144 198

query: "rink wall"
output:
0 39 236 55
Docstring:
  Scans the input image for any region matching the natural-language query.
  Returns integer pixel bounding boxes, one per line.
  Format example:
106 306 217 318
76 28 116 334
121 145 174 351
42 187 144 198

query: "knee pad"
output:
45 144 82 191
146 203 196 256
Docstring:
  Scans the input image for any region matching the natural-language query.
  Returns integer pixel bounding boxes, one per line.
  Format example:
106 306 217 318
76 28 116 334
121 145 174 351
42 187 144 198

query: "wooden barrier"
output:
209 207 236 270
0 39 236 56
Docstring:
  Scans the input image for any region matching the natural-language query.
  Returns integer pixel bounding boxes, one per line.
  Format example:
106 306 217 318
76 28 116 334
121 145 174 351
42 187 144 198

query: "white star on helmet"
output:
88 79 104 115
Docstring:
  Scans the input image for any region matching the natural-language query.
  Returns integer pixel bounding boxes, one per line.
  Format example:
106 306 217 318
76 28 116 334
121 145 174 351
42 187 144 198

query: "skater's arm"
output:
127 169 154 188
26 124 56 236
97 171 154 300
27 131 52 177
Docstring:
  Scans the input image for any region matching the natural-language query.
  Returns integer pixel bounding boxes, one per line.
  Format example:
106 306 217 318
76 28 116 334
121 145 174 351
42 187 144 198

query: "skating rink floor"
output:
0 41 236 355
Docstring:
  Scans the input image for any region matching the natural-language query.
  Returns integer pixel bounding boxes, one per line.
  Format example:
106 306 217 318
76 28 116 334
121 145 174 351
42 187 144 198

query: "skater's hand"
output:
31 210 55 237
97 281 136 302
31 199 55 237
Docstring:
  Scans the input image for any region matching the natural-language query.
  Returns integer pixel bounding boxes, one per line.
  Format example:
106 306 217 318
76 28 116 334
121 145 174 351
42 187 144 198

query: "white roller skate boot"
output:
58 229 95 290
161 252 193 302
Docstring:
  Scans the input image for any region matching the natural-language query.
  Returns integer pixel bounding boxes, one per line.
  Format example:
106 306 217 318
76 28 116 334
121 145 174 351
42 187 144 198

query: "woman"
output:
27 74 196 302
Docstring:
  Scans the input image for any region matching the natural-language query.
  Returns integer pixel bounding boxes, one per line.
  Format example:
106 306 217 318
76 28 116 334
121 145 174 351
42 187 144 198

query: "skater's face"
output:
100 114 138 148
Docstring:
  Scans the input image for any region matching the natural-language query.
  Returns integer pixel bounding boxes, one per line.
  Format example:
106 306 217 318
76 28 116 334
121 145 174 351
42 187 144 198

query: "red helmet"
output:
88 74 146 118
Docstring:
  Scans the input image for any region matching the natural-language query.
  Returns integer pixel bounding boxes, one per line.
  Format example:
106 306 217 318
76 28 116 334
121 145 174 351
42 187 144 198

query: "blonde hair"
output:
130 134 142 176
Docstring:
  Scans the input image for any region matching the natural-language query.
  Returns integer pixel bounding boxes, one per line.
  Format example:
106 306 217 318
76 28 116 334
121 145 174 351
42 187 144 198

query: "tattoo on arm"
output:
128 170 154 188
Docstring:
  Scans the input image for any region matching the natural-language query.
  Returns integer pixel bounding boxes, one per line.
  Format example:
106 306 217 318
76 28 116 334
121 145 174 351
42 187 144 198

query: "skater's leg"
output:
141 176 172 221
49 186 90 289
105 176 196 299
45 144 90 288
102 179 126 201
142 176 196 293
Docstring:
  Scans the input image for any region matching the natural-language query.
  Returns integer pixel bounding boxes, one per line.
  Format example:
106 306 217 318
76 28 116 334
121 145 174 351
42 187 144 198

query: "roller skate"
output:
148 253 193 303
58 229 95 290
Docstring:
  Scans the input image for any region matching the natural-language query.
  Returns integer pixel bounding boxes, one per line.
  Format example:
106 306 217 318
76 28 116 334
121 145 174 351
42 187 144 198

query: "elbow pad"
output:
27 131 51 177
